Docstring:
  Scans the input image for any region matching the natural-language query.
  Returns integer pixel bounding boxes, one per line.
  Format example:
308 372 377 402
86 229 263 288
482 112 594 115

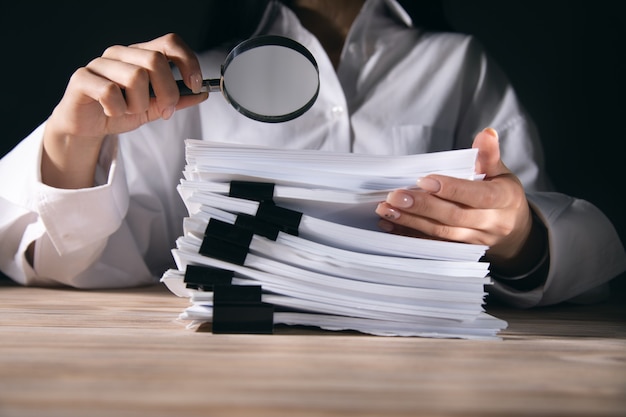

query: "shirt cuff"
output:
35 135 129 255
489 206 550 291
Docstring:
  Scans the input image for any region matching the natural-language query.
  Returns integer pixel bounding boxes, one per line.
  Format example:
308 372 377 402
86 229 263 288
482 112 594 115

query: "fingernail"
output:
482 127 499 139
189 72 202 94
162 105 176 120
386 191 413 208
376 203 401 220
416 177 440 193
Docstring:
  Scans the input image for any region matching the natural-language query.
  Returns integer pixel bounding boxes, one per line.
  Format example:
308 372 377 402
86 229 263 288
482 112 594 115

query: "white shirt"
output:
1 0 624 307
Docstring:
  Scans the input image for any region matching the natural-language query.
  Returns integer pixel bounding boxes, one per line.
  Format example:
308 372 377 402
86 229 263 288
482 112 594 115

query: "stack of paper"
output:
161 140 508 339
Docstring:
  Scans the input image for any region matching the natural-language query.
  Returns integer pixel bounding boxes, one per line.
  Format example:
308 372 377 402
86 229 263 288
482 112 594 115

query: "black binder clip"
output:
204 217 254 247
235 213 281 241
229 181 275 202
183 264 234 291
200 218 254 265
256 201 302 236
212 285 274 334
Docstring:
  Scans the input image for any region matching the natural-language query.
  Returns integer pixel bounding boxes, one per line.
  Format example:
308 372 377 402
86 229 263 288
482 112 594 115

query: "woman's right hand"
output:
41 33 208 189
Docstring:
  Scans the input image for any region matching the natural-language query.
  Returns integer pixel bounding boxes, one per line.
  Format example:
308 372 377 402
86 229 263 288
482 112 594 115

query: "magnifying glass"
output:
169 35 320 123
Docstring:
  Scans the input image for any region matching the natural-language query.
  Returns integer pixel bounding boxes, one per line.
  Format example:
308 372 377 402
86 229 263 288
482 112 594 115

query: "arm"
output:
41 33 207 190
374 35 626 307
376 127 626 307
376 127 540 274
0 33 208 287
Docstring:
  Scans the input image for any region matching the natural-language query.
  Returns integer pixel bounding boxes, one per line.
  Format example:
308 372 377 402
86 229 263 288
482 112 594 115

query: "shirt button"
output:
331 105 345 118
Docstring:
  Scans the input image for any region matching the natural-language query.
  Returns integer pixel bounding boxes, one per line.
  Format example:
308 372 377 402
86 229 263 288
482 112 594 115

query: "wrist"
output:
42 125 105 189
488 209 550 290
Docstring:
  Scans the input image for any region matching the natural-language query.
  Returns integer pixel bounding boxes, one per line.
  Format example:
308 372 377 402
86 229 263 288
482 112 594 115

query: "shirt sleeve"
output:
35 130 129 255
488 192 626 308
0 122 134 287
451 37 626 307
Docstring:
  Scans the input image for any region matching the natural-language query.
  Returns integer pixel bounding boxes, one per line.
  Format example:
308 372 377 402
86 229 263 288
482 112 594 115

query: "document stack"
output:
161 139 508 339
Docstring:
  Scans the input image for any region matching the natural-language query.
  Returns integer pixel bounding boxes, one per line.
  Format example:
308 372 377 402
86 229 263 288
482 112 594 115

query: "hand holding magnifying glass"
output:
154 35 320 123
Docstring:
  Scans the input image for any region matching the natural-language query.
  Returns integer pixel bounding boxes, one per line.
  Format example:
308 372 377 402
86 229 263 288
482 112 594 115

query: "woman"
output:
0 0 623 308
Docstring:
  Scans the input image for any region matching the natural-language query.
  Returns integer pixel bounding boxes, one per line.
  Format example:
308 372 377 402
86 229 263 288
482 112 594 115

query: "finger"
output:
66 66 128 118
376 202 492 244
377 189 497 230
472 127 508 177
85 57 150 115
377 219 437 240
416 174 519 209
131 33 204 94
175 92 209 111
102 44 179 117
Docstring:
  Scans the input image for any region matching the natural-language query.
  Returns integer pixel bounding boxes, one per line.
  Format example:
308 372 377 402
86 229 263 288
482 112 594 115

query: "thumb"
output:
472 127 508 177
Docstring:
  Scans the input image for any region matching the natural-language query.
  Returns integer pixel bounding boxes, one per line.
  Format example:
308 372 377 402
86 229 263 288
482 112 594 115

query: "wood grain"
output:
1 282 624 417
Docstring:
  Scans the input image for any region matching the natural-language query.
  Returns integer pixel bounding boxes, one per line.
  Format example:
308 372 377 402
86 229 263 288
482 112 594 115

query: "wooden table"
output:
1 280 624 417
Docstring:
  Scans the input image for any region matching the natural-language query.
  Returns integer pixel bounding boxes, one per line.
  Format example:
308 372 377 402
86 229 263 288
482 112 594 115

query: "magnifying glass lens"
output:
222 44 319 121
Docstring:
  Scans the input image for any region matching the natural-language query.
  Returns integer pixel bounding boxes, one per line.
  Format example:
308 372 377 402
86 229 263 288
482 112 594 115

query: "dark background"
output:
1 1 624 292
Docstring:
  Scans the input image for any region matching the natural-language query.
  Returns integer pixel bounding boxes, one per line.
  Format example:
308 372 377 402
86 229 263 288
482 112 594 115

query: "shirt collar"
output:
382 0 413 27
253 0 413 38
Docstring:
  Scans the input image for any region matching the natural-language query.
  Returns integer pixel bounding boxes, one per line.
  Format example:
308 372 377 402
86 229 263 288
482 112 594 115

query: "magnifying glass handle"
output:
148 79 221 97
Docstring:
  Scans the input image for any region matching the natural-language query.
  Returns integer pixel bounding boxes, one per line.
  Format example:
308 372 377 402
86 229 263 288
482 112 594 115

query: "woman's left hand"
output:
375 127 537 271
